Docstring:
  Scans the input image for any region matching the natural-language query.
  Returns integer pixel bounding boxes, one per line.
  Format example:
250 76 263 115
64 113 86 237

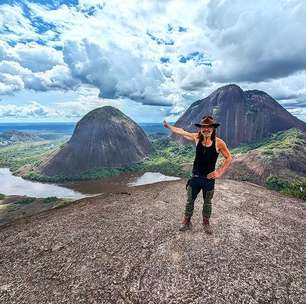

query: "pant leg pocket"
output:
186 176 197 190
186 178 191 190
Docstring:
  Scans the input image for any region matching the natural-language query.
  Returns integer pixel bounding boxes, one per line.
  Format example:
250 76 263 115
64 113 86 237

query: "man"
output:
163 115 232 234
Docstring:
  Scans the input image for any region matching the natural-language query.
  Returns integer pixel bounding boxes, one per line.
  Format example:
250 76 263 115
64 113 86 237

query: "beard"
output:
201 130 212 138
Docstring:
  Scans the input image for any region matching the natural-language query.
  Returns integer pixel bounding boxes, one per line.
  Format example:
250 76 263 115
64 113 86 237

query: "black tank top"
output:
192 138 220 176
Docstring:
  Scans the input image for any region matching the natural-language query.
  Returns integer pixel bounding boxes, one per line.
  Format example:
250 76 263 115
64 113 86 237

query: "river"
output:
0 168 181 200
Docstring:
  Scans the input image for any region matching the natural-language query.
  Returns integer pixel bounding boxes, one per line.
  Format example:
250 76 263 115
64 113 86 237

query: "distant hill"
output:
171 84 306 148
222 128 306 188
35 106 152 177
0 130 43 146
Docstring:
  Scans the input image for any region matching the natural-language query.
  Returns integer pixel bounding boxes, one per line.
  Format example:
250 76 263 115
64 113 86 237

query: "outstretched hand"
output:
163 120 171 129
206 170 223 179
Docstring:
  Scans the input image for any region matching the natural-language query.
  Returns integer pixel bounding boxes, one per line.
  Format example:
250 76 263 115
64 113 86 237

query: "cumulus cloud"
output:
240 70 306 106
0 57 79 94
0 0 306 121
13 0 212 108
0 101 59 118
63 38 171 106
9 42 63 72
204 0 306 82
0 39 64 74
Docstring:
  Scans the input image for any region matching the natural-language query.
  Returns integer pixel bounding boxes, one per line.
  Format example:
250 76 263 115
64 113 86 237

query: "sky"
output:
0 0 306 123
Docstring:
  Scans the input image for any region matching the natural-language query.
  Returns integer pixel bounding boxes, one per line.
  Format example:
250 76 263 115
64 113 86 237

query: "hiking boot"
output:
203 216 213 235
179 216 192 232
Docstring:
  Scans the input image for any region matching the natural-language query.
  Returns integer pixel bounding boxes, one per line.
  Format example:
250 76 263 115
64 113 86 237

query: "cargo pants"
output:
184 175 215 218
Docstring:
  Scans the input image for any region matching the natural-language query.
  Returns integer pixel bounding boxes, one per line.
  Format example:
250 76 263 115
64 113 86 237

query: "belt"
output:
192 174 207 178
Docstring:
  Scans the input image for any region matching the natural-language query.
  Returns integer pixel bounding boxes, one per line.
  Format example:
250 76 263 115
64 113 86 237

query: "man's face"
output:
200 125 214 137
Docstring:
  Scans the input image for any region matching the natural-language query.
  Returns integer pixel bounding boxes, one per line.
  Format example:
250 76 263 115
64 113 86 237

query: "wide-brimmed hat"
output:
194 115 220 128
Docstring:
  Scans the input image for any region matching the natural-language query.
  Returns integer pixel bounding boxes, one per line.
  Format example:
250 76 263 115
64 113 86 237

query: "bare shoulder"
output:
216 137 232 156
215 137 226 152
216 137 225 145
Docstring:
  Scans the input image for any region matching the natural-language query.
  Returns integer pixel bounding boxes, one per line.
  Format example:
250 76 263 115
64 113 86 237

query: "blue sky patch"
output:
178 26 187 32
160 57 170 64
28 0 79 9
147 31 174 45
31 16 57 34
179 52 212 66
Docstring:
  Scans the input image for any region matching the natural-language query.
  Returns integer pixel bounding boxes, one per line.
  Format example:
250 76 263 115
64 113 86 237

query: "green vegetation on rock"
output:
53 199 74 209
20 135 195 182
257 128 305 155
43 196 59 204
14 197 36 205
231 128 305 156
266 175 306 201
1 128 305 201
0 139 67 172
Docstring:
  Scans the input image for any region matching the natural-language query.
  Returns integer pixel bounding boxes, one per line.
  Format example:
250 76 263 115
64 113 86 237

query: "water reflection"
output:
0 168 181 199
127 172 181 186
58 171 180 193
0 168 91 199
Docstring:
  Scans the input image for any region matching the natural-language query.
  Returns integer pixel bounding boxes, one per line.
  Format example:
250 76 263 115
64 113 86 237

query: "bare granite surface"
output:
0 178 305 304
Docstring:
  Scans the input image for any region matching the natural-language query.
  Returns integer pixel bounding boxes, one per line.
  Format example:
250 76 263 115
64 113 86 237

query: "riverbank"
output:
0 170 181 228
0 135 193 183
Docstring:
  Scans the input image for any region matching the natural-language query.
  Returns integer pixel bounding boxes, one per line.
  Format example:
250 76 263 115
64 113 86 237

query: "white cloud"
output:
63 38 171 106
286 107 306 122
0 40 63 72
12 42 63 72
0 76 24 95
0 58 79 94
240 71 306 101
0 101 59 118
0 0 306 122
204 0 306 82
0 4 38 43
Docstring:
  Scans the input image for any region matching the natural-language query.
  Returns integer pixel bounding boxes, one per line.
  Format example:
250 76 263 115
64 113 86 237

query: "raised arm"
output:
163 120 197 142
